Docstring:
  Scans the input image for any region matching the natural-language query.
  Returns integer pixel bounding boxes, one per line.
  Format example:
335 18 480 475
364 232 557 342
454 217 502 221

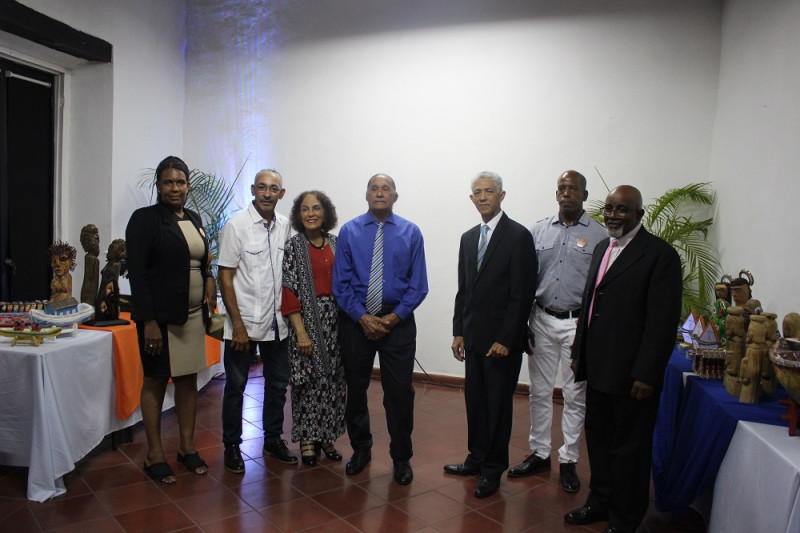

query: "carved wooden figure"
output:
761 312 778 395
724 306 746 396
738 315 767 404
79 224 100 304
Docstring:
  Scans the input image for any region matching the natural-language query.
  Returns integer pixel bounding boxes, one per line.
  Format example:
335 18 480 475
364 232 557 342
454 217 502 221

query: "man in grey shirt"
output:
508 170 606 492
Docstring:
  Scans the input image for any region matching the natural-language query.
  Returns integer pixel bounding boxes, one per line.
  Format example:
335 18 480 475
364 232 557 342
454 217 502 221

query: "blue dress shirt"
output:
333 212 428 323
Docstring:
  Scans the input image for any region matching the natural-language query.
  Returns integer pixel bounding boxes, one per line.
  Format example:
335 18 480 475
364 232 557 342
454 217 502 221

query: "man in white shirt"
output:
218 169 296 473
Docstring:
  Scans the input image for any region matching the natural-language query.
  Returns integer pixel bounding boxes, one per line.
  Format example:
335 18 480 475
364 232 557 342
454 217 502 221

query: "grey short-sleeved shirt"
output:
531 211 606 311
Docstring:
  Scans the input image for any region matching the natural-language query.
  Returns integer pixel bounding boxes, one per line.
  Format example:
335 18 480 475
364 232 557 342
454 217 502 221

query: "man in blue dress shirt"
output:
333 173 428 485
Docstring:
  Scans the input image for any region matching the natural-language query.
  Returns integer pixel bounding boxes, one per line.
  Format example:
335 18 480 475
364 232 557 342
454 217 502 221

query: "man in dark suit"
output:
565 185 682 533
445 171 537 498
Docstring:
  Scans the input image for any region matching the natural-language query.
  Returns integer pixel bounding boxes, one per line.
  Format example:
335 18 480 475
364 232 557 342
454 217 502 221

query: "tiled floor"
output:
0 365 706 532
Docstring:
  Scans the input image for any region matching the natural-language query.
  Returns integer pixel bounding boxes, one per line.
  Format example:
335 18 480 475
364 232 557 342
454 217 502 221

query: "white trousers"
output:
527 305 586 464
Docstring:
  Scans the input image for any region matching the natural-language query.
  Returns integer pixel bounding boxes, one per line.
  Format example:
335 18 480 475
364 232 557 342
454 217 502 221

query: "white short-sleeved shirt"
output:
217 202 293 341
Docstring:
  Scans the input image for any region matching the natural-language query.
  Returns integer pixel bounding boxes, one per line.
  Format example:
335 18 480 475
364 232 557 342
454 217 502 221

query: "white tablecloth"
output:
0 330 222 502
709 421 800 533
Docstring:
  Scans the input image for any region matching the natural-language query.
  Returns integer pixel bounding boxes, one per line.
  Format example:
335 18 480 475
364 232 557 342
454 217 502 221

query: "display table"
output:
708 421 800 533
653 346 789 520
0 330 114 502
0 327 223 502
80 312 221 419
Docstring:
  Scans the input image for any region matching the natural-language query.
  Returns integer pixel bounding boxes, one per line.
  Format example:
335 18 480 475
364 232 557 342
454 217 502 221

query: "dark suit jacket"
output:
453 212 537 354
126 202 209 325
571 227 682 395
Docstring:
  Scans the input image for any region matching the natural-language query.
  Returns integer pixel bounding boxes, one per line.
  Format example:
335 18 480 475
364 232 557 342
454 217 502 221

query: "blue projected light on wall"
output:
185 0 287 209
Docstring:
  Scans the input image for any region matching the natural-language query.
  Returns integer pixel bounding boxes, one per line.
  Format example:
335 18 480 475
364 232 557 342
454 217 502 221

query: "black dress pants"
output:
584 384 660 532
339 312 416 461
463 348 522 480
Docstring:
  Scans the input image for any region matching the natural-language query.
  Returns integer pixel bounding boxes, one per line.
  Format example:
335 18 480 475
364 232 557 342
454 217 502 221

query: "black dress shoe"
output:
559 462 580 492
443 463 480 476
603 527 628 533
263 439 298 465
564 504 609 525
223 444 245 474
393 460 413 485
345 449 371 475
473 476 500 498
508 454 551 478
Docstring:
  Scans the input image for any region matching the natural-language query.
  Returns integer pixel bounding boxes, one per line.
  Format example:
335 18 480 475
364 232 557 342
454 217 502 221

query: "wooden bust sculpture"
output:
738 314 767 404
95 239 126 321
724 306 746 397
80 224 100 304
712 275 732 340
48 241 77 302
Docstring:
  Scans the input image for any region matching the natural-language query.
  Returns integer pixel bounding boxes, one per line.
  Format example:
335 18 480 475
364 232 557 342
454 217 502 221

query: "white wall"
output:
183 0 722 380
15 0 187 293
709 0 800 324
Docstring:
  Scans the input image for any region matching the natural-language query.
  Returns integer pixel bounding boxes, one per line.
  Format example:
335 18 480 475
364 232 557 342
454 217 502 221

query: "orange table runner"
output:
79 312 222 420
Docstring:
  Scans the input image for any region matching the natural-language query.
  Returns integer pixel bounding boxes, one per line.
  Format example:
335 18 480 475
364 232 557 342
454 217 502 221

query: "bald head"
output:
603 185 644 238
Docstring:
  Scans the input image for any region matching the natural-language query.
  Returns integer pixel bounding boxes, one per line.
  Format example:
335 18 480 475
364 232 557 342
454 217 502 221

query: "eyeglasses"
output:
602 205 632 216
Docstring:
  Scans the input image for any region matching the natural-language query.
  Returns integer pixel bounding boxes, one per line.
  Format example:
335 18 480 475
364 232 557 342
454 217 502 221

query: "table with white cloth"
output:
708 421 800 533
0 329 222 502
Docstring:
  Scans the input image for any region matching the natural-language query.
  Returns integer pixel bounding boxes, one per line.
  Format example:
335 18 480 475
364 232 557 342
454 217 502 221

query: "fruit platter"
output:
0 322 63 346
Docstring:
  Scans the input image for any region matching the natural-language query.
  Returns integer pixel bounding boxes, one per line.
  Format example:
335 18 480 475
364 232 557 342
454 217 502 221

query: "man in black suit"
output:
445 171 537 498
565 185 682 533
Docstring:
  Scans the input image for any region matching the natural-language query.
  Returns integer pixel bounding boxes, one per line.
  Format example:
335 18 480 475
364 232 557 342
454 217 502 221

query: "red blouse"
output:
281 243 334 315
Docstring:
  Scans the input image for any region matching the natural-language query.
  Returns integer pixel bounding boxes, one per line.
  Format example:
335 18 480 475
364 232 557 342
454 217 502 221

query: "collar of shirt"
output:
551 210 592 228
362 211 398 227
480 210 503 246
246 201 277 228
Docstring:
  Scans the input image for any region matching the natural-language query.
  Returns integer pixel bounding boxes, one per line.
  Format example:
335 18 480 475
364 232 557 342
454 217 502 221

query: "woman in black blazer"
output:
126 156 216 483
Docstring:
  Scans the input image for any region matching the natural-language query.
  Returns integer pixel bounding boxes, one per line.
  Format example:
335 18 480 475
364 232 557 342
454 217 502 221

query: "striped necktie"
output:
366 222 384 315
477 224 489 270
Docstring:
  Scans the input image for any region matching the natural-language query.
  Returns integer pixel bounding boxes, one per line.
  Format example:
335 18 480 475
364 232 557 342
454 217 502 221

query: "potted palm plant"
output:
589 181 721 317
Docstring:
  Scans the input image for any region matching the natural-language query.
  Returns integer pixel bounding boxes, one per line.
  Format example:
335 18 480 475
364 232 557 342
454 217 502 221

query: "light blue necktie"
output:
366 222 384 315
477 224 489 270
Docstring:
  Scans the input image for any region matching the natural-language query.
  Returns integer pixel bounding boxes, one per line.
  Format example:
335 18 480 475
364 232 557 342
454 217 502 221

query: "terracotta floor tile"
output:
46 515 125 532
232 477 303 510
0 505 41 532
29 493 110 529
392 489 470 524
345 503 427 532
286 467 348 496
157 470 227 501
294 517 361 532
312 483 386 518
476 498 560 531
80 463 148 492
357 472 434 503
113 501 194 533
173 487 252 524
200 510 281 533
95 481 170 515
432 510 506 532
260 496 338 532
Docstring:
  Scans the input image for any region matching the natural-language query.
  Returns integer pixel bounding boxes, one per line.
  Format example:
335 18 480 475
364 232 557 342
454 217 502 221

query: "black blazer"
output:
571 227 682 395
126 202 210 325
453 212 537 354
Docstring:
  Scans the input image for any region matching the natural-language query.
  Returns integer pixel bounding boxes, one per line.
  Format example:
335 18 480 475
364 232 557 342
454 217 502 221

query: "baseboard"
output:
369 367 564 400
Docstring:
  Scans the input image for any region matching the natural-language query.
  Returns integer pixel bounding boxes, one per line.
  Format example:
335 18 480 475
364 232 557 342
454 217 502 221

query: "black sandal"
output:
144 461 176 484
177 452 208 475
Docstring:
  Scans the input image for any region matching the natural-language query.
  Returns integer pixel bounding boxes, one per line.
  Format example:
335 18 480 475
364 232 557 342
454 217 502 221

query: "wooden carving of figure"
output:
761 312 778 395
724 306 746 396
48 241 77 302
95 239 126 321
738 315 767 404
80 224 100 304
712 281 731 339
784 313 800 339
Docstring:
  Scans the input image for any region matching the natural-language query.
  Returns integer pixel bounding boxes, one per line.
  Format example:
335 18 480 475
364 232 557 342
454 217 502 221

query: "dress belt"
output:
536 302 581 320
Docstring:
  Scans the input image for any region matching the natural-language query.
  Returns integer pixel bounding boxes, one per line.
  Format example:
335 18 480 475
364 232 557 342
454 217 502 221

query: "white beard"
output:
607 226 624 238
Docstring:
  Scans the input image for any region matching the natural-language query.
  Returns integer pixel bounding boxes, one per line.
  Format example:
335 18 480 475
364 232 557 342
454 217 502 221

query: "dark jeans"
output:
222 338 290 446
340 312 416 461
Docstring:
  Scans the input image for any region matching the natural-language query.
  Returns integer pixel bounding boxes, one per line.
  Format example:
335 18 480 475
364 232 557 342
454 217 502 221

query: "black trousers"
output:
339 312 416 461
584 384 660 532
463 348 522 480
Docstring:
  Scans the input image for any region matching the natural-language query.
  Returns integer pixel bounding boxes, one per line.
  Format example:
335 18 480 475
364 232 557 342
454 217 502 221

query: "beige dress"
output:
166 220 207 376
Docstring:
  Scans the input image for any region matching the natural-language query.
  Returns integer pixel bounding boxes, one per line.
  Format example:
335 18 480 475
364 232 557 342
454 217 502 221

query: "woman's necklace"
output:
306 233 325 249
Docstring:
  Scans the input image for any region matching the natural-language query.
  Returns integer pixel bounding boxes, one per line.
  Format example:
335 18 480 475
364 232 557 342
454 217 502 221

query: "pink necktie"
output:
588 239 617 324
